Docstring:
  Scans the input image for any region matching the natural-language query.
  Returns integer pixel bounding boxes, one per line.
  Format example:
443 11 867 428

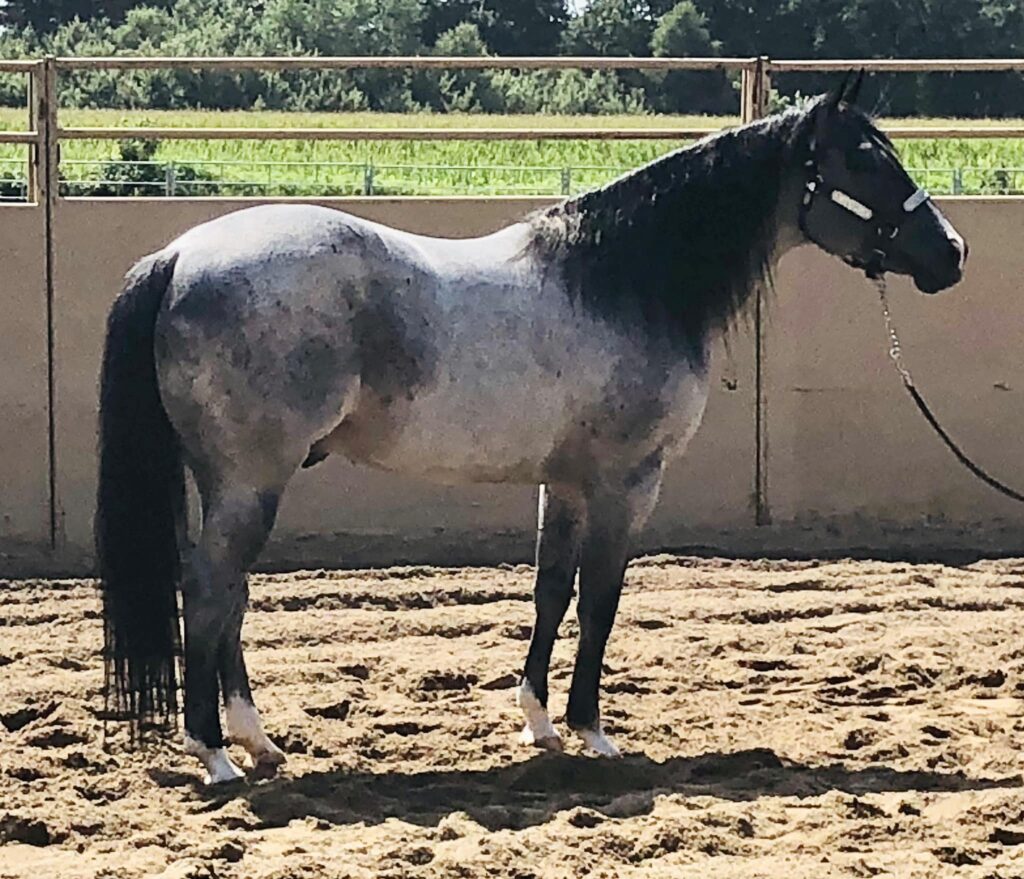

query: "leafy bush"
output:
70 136 216 196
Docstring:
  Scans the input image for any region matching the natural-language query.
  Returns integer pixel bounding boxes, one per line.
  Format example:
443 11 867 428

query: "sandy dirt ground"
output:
3 556 1024 878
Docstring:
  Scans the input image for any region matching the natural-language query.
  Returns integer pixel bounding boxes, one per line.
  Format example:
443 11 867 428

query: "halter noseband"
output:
798 138 930 278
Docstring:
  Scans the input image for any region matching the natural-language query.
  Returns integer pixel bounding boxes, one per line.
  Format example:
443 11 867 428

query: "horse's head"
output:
797 73 966 294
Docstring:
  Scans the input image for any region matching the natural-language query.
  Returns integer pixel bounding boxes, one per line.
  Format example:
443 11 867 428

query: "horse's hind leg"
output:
517 484 584 752
183 480 283 783
220 588 286 773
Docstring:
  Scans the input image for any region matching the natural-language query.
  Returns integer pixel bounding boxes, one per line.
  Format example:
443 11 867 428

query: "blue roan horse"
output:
97 76 966 783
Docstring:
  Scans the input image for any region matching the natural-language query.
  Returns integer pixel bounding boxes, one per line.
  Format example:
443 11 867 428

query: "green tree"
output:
562 0 655 56
0 0 172 33
422 0 567 55
420 22 501 112
651 1 718 56
650 1 729 112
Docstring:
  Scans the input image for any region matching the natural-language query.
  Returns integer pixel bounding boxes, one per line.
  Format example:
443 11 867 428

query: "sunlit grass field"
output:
1 107 1023 196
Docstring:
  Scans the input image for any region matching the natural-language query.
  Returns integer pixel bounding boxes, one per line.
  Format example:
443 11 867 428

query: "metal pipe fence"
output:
2 55 1024 205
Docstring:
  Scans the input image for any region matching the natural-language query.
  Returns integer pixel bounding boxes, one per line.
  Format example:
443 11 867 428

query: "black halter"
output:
797 140 930 280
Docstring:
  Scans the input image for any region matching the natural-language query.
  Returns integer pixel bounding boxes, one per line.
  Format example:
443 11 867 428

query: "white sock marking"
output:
183 733 245 785
576 725 622 758
225 695 286 767
516 680 562 750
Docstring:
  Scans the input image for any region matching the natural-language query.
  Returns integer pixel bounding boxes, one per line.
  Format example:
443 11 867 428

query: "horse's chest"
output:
658 364 712 454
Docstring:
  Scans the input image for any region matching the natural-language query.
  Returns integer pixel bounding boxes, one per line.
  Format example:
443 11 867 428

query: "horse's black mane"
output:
528 104 818 363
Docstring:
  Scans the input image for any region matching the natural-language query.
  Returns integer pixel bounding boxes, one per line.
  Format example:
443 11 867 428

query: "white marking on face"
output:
225 695 286 768
576 725 621 758
183 733 245 785
516 680 562 751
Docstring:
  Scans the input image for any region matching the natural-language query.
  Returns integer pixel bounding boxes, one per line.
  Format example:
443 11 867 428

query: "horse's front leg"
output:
567 458 664 757
518 484 584 752
565 491 631 757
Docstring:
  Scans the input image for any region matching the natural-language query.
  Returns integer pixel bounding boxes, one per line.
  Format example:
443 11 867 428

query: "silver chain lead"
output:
869 274 1024 504
872 275 914 388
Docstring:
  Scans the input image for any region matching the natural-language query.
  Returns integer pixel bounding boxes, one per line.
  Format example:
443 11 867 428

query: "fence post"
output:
26 63 37 202
745 56 773 526
165 162 176 197
740 66 753 123
38 55 59 551
561 166 571 196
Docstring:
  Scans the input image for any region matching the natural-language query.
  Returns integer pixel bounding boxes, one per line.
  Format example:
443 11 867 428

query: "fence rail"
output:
770 59 1024 72
53 55 757 72
57 125 724 142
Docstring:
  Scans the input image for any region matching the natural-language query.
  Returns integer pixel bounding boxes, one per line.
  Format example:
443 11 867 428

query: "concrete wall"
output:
0 204 50 566
3 195 1023 575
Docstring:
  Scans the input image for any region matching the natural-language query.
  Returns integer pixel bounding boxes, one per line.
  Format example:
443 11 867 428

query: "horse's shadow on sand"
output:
188 747 1022 832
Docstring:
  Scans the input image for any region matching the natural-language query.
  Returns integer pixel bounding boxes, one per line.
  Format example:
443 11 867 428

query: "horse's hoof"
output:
576 726 621 759
185 734 247 785
249 759 283 781
257 743 287 766
247 742 287 776
519 724 564 753
205 754 246 785
516 681 562 752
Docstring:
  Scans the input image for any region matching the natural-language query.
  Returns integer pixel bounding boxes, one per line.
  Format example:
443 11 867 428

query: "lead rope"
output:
873 275 1024 504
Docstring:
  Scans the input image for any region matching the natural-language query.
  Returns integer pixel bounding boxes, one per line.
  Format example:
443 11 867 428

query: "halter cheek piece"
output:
798 141 930 279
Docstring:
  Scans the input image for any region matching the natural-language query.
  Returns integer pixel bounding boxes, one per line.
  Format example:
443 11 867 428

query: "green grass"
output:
2 108 1024 196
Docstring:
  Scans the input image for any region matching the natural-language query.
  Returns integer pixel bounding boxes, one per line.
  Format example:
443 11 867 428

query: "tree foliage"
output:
1 0 1022 115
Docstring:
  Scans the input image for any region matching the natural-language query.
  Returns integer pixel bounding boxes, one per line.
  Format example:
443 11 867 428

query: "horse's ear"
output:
825 72 850 112
815 72 849 145
845 68 865 105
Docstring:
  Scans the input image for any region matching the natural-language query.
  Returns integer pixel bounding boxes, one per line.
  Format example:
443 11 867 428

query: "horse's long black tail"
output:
96 251 184 737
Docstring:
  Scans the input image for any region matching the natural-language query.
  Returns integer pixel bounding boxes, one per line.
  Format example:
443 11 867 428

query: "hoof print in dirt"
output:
376 720 440 737
202 839 246 863
989 827 1024 846
338 664 371 680
968 669 1007 690
419 671 478 692
24 725 89 749
304 700 351 721
0 814 54 847
843 728 875 751
6 766 45 782
480 673 519 691
0 700 58 733
933 846 987 867
278 732 311 755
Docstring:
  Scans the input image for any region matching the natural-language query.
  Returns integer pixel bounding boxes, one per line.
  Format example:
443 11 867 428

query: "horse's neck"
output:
558 118 801 357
